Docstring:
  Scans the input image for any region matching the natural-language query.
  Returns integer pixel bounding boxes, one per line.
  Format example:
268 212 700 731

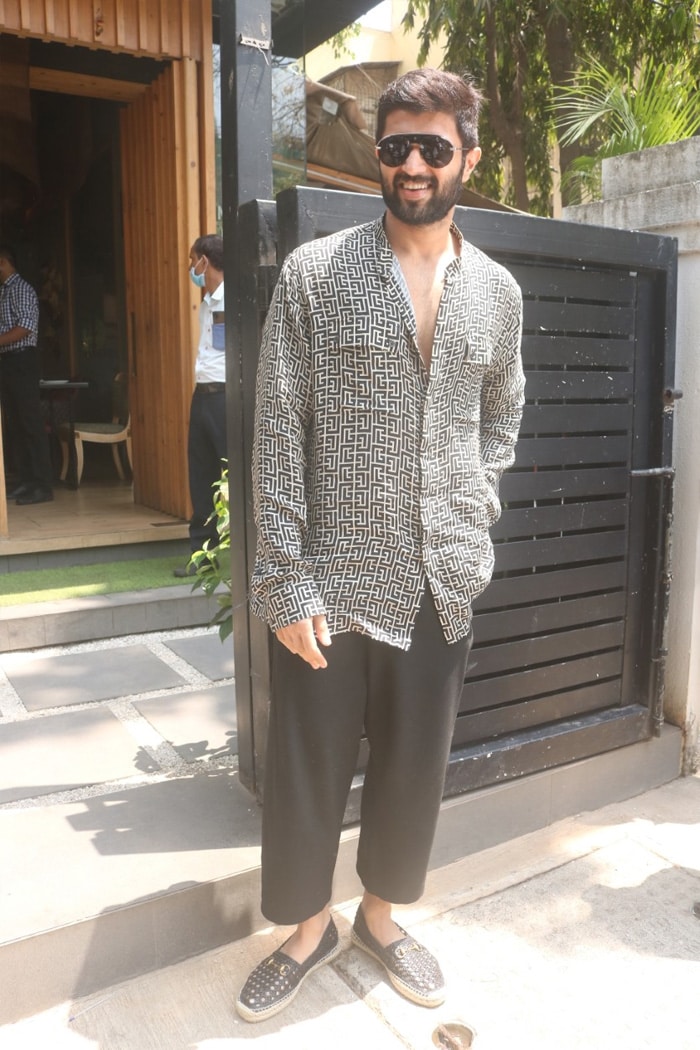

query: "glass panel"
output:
272 56 307 195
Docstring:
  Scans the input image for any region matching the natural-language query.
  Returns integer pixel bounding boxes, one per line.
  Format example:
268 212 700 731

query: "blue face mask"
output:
189 265 206 288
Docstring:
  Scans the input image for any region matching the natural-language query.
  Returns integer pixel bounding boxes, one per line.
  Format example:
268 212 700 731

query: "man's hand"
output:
276 615 331 669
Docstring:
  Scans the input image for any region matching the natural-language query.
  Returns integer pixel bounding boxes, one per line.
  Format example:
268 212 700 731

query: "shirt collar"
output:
204 280 224 306
372 216 465 279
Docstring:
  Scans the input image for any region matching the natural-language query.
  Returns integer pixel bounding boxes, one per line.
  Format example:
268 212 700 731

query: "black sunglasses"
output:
376 134 467 169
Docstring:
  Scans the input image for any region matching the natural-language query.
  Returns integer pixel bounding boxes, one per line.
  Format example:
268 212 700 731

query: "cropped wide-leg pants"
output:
261 588 472 925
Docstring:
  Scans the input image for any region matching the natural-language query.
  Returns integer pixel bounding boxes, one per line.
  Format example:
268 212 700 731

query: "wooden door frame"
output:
0 31 215 535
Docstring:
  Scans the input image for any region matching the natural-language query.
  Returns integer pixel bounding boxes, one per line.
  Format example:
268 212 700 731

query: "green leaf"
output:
191 466 234 643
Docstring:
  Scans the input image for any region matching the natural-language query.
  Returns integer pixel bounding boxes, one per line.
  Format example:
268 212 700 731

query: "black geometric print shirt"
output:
251 218 525 649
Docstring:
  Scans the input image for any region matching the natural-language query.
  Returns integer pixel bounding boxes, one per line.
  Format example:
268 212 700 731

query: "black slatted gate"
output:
230 187 677 812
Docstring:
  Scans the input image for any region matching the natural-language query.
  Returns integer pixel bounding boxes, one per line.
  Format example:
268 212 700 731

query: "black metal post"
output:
220 0 273 793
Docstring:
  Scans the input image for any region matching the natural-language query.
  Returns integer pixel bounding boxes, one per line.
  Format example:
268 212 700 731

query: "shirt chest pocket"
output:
327 336 407 413
452 336 492 423
211 311 225 351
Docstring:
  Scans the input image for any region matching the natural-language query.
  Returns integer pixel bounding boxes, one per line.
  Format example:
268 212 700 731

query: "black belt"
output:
0 344 34 356
196 382 225 393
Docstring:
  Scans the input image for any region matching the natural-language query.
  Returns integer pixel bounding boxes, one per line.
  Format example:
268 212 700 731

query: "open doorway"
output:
1 37 127 483
1 29 215 555
33 91 128 463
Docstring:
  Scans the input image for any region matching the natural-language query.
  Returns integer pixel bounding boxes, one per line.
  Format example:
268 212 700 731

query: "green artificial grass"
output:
0 556 194 607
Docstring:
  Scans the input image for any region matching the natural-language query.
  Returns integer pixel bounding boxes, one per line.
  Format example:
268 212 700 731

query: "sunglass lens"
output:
379 138 409 166
424 138 454 167
378 136 455 168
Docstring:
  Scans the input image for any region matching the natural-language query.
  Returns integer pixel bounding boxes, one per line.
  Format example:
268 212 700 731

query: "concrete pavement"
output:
0 595 696 1047
2 770 699 1050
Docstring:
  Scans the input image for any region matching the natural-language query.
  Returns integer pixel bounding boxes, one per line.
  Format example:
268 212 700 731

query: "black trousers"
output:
261 588 473 925
0 347 52 490
187 386 227 552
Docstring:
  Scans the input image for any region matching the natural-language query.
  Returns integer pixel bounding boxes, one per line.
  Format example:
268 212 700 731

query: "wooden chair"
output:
59 373 132 485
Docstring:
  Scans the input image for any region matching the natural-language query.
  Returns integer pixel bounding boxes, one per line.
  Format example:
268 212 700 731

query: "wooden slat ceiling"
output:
22 2 378 102
0 0 208 61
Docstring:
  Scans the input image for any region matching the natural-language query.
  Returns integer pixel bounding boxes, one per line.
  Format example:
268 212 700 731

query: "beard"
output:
380 161 466 226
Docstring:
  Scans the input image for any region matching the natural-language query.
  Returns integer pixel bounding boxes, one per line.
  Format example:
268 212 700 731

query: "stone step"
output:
0 703 682 1024
0 611 683 1025
0 583 220 652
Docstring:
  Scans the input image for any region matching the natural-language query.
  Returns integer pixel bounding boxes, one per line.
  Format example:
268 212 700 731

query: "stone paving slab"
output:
0 707 152 805
332 838 700 1050
163 632 235 681
3 776 699 1049
0 771 261 945
0 935 408 1050
0 586 218 653
0 645 186 711
134 683 237 761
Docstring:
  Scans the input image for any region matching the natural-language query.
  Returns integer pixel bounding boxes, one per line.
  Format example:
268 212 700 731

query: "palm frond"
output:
551 55 700 201
553 56 700 152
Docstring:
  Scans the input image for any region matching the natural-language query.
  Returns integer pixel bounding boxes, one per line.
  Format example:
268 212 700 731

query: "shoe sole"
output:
351 928 445 1008
235 938 342 1023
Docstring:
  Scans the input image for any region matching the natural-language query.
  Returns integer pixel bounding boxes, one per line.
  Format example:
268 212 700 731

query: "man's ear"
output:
462 147 482 182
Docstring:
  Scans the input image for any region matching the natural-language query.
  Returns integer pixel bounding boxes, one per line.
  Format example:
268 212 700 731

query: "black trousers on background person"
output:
0 346 53 491
261 587 473 926
187 384 227 553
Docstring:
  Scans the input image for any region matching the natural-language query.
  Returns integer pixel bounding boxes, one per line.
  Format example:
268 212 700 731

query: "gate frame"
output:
228 186 677 804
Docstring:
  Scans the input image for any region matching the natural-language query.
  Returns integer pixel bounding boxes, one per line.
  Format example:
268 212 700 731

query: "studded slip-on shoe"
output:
235 917 341 1022
351 906 445 1007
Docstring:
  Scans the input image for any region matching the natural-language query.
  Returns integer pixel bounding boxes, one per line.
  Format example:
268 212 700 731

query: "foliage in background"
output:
403 0 700 214
191 469 233 642
553 56 700 200
329 22 362 61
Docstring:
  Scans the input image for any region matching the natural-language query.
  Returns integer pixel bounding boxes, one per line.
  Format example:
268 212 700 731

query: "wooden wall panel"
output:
120 57 211 518
197 25 216 232
0 0 209 61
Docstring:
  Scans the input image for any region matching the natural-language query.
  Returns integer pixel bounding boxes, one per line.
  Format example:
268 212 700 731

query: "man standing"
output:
237 69 525 1021
174 234 227 577
0 244 53 505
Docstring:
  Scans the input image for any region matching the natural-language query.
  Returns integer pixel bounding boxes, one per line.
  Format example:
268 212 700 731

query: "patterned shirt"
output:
251 218 525 649
0 272 39 352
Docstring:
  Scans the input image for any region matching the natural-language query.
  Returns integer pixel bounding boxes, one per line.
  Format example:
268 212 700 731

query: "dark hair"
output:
192 234 224 271
0 243 17 268
376 68 483 150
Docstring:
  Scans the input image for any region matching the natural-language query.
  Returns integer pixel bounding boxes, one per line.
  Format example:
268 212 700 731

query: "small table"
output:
40 380 89 487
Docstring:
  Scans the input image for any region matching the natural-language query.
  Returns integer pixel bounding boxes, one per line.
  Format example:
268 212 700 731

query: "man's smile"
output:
394 175 436 194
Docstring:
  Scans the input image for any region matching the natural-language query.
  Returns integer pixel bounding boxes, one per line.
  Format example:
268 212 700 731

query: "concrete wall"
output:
564 138 700 772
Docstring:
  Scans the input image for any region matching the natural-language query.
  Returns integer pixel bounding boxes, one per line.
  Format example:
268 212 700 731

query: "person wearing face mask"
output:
174 234 227 577
0 243 54 506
